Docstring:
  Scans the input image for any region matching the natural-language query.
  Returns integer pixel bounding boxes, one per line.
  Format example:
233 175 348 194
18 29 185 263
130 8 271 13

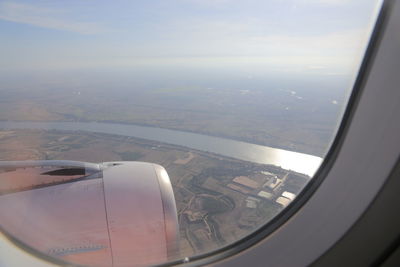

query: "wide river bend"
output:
0 121 322 176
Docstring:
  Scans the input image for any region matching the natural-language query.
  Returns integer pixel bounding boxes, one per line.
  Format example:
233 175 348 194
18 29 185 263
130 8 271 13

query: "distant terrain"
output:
0 69 350 156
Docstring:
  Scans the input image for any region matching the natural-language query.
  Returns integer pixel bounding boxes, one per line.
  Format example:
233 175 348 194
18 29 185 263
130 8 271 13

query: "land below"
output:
0 129 309 258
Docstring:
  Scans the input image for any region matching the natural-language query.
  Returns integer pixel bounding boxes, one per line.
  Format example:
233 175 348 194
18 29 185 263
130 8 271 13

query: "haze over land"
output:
0 68 351 157
0 0 380 156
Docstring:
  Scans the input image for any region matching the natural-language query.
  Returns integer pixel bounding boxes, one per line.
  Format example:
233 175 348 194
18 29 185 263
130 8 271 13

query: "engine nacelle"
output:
0 161 179 267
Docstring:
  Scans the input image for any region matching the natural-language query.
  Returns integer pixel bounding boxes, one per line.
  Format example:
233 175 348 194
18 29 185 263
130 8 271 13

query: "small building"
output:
276 196 291 207
247 196 261 202
282 191 296 201
257 191 273 200
263 178 282 190
245 197 258 209
233 176 259 189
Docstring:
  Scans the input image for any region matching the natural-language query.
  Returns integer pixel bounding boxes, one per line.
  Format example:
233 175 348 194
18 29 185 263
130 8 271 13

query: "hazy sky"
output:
0 0 381 74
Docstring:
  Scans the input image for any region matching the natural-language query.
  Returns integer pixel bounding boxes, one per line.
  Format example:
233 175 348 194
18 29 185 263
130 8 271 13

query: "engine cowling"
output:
0 161 179 267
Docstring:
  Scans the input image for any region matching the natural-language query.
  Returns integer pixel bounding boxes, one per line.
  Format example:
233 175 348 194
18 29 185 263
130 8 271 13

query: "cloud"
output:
182 0 232 7
0 2 104 34
163 16 370 57
248 29 370 52
298 0 355 5
148 17 372 75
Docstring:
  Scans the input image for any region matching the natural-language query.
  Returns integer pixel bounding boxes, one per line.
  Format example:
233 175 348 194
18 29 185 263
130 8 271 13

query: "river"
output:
0 121 322 176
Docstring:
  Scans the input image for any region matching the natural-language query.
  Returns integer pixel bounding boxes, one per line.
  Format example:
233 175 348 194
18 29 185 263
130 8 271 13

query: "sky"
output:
0 0 382 75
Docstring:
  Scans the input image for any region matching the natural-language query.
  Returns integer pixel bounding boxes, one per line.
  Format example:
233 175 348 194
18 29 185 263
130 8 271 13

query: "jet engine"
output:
0 160 179 267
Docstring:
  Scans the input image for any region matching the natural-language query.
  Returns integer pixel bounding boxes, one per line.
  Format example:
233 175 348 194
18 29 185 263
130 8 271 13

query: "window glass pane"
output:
0 0 382 266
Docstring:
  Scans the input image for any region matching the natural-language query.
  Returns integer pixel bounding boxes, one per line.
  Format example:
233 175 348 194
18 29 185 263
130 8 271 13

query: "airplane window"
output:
0 0 382 266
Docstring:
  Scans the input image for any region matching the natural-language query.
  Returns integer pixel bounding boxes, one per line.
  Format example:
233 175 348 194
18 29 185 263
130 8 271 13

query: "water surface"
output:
0 121 322 176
